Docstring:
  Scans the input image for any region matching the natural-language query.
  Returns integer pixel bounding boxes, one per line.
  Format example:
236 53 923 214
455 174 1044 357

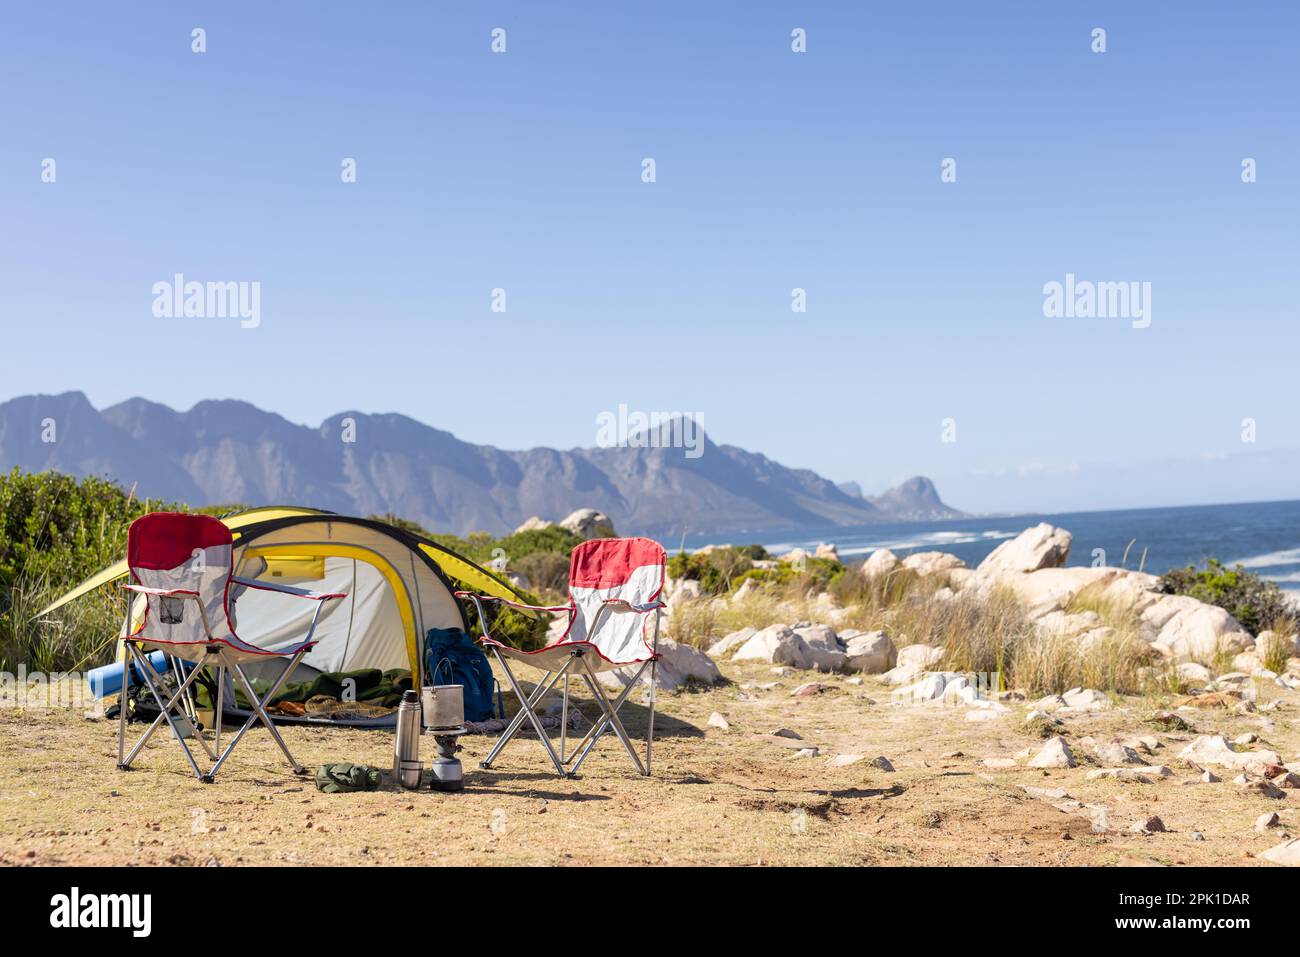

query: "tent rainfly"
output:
39 506 535 726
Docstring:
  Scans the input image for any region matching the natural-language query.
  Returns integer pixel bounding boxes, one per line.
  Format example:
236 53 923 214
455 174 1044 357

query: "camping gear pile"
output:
41 508 667 787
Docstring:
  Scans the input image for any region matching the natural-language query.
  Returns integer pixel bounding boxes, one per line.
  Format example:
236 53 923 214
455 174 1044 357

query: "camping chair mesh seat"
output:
458 536 665 777
116 512 345 782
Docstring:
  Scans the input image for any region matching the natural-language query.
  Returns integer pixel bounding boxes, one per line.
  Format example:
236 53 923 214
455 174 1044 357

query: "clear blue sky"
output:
2 2 1297 514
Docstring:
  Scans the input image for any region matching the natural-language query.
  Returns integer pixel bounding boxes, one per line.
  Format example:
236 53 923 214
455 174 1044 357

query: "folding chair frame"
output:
116 588 328 783
465 594 661 778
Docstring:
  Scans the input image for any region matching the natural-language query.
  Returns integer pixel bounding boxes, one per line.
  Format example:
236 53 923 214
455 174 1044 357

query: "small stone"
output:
1234 732 1260 745
791 682 831 697
1021 786 1071 800
1028 736 1076 769
1192 831 1205 841
1094 743 1147 767
792 747 819 759
1256 812 1280 832
771 728 802 740
826 753 865 768
870 756 895 772
707 712 730 731
1271 771 1300 789
940 750 964 759
1129 816 1166 834
1259 839 1300 867
1200 770 1221 783
1241 779 1287 799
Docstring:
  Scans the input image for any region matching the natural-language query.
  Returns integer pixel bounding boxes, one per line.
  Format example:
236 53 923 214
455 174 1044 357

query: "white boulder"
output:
707 627 755 659
1028 736 1077 768
901 551 966 576
977 523 1072 575
1259 839 1300 867
558 508 615 539
814 543 840 562
1177 735 1282 770
1143 598 1252 659
732 624 817 670
841 630 896 673
861 548 899 577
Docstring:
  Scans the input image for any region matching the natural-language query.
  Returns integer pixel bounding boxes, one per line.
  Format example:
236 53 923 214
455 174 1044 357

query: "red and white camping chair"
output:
457 537 666 777
116 512 346 782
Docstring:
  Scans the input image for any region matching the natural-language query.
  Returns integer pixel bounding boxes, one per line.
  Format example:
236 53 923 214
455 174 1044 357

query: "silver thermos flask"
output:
393 689 422 789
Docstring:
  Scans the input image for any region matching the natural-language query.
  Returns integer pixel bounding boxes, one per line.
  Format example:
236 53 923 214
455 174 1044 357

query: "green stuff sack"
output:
315 762 382 793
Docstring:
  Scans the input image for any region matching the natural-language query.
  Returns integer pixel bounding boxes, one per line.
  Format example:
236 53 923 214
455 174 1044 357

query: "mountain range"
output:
0 392 964 537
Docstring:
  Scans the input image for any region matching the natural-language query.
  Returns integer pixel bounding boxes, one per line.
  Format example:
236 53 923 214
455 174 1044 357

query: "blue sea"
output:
679 499 1300 598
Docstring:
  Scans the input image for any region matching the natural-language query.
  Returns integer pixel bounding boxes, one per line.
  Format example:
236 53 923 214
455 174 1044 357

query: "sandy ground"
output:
1 661 1297 867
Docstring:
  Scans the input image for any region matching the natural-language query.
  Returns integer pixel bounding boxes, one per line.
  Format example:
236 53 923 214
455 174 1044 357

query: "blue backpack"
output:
422 627 502 723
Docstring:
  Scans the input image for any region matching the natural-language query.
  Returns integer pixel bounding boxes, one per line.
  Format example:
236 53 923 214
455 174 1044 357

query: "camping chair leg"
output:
646 658 657 776
171 654 200 730
490 649 568 777
136 651 217 762
480 649 573 769
560 672 570 763
480 660 566 768
576 670 645 775
117 643 130 767
206 651 308 782
646 608 660 775
572 657 646 776
565 661 647 775
214 663 225 754
119 647 209 780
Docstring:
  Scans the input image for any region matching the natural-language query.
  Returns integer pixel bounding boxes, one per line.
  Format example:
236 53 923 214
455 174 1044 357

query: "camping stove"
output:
422 684 466 792
427 728 466 791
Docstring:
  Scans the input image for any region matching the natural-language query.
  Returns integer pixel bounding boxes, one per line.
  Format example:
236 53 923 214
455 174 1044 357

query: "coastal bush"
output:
513 551 570 595
732 555 845 594
0 469 176 673
668 547 757 595
1158 559 1295 636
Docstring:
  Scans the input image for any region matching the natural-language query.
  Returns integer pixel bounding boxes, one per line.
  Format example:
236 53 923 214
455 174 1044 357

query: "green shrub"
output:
733 556 845 593
1158 559 1295 636
0 469 181 672
513 550 570 595
668 546 763 595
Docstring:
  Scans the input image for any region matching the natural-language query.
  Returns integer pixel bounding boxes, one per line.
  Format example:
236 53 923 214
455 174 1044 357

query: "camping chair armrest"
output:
119 583 201 598
230 576 347 602
454 591 573 643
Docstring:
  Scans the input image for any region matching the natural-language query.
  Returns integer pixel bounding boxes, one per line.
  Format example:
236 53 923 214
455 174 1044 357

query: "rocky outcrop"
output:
1177 735 1282 770
558 508 614 540
977 523 1072 575
1142 597 1253 659
707 627 755 658
514 516 553 533
901 551 967 576
861 548 899 578
840 630 896 673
